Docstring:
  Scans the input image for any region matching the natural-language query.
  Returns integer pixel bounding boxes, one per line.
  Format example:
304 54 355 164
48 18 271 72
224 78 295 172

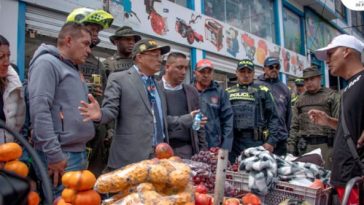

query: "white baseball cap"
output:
315 34 364 61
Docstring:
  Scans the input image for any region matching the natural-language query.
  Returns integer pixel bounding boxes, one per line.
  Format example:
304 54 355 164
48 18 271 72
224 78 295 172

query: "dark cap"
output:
237 59 254 71
294 78 304 86
132 39 170 59
109 26 142 43
264 57 280 67
303 67 321 79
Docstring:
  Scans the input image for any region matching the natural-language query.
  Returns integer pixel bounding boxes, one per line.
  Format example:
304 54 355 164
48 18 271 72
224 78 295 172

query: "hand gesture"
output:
79 94 102 122
308 109 330 126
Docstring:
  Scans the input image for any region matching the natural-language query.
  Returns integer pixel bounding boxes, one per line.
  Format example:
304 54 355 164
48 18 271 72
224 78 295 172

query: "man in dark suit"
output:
79 39 196 170
159 52 207 159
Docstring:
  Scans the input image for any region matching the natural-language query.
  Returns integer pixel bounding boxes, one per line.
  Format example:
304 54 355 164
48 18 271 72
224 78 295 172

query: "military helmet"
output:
66 8 114 30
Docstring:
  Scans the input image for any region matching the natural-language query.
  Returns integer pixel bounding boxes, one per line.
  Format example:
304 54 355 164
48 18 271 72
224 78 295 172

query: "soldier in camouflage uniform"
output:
103 26 141 77
287 67 340 170
226 59 280 163
66 8 113 176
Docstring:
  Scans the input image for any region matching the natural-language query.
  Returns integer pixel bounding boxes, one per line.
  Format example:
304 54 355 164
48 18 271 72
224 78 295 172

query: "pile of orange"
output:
57 170 100 205
0 142 40 205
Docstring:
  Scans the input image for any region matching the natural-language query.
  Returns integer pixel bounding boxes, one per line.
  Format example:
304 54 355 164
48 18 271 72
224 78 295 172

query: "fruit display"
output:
0 142 40 205
58 170 101 205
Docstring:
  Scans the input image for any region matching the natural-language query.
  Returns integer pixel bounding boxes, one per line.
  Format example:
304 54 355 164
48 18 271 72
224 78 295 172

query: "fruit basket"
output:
226 171 332 205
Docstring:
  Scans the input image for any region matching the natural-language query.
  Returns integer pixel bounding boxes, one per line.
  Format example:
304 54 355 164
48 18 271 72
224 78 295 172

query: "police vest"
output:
227 85 266 130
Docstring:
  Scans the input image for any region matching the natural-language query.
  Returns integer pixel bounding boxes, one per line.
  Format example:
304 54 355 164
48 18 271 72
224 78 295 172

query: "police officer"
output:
291 78 305 106
295 78 305 95
287 66 339 169
103 26 141 77
66 8 113 176
226 59 280 163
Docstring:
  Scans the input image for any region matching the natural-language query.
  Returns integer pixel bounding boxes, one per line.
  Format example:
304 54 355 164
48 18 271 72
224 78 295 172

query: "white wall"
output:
0 0 19 64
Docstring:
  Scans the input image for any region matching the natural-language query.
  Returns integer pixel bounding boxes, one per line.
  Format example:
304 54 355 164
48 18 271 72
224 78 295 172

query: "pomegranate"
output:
155 143 174 159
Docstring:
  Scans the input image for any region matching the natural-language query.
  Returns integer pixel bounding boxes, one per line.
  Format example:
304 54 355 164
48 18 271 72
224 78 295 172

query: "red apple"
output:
196 184 208 194
195 193 212 205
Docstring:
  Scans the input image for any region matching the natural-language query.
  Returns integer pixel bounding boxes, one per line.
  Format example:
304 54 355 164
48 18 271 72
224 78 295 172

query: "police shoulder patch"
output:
259 85 269 92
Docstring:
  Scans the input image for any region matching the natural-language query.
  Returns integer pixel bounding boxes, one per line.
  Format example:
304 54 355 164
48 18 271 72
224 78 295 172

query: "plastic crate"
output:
226 171 332 205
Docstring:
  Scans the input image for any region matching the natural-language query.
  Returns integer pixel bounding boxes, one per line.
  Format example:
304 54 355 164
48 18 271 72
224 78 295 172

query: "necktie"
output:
145 77 164 145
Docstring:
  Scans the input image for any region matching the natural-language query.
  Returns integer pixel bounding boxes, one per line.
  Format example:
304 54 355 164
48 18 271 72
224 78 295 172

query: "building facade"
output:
1 0 363 89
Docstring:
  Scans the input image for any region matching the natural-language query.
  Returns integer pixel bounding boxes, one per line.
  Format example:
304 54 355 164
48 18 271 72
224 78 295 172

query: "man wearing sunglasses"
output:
226 59 279 162
256 57 291 156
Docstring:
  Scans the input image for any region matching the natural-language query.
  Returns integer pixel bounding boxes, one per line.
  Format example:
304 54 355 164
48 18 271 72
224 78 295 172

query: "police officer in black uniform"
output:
226 59 280 162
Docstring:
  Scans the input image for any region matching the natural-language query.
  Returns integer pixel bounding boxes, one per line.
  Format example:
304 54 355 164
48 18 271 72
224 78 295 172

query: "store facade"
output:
1 0 364 89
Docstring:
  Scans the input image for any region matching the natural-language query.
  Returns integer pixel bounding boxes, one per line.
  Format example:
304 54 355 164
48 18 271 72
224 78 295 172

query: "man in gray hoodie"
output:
28 22 95 197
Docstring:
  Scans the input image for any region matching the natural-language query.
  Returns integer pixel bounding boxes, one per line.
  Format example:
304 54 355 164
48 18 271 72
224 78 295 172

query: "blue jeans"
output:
34 150 88 200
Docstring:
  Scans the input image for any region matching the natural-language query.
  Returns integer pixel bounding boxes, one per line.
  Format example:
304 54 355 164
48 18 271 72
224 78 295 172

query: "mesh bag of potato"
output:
95 159 195 204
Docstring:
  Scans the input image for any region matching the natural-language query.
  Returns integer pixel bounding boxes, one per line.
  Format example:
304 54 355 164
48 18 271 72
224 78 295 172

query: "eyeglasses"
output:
141 53 164 60
268 64 280 70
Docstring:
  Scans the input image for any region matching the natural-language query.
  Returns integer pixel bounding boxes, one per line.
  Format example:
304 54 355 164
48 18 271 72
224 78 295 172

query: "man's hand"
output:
308 109 330 126
79 94 102 122
262 143 274 153
48 159 67 187
190 110 208 128
308 109 339 129
92 86 103 97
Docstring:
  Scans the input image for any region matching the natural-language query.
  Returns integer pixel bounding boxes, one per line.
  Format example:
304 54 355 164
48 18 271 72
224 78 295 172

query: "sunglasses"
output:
268 64 280 70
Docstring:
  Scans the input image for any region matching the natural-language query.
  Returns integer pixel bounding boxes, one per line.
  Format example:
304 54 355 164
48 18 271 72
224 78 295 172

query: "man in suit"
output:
159 52 207 159
79 39 196 170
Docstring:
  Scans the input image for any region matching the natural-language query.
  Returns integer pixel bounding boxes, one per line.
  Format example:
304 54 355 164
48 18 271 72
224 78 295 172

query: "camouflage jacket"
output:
103 53 133 78
288 87 340 147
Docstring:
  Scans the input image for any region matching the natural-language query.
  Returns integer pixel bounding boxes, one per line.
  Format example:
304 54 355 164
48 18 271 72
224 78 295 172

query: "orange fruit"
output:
4 160 29 177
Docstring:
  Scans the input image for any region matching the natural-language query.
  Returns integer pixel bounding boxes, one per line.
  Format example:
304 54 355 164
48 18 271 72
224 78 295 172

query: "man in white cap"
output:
308 34 364 204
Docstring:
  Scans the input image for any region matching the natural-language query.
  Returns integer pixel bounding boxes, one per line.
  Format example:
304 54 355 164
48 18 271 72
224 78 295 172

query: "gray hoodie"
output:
28 44 95 163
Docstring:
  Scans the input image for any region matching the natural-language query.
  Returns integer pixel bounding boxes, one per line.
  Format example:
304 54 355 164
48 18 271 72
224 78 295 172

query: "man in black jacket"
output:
309 34 364 204
256 57 291 156
159 52 208 158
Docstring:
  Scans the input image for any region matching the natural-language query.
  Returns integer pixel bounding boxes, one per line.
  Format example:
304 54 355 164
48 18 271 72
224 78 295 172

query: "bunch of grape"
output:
191 148 233 192
191 147 246 197
191 148 219 192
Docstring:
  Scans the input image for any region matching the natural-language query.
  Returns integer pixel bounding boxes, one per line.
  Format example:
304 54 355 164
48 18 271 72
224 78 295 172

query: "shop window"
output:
335 0 347 21
203 0 276 43
204 0 225 22
351 11 364 35
168 0 187 7
283 7 303 54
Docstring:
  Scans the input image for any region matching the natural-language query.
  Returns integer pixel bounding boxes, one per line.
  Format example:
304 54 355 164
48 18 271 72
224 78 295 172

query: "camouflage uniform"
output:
103 54 134 77
287 69 340 170
79 53 108 176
